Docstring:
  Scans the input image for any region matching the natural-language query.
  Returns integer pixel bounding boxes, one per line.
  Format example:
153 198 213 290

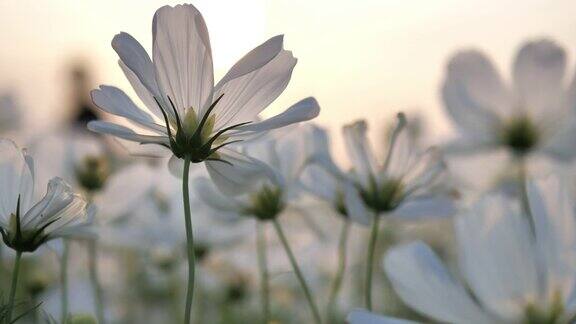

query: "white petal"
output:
513 39 567 120
347 309 417 324
112 32 160 97
95 164 156 222
384 241 493 323
528 175 576 304
193 177 242 216
23 178 91 240
455 194 538 321
91 86 166 133
87 121 169 146
212 35 297 129
205 149 273 196
119 60 165 121
300 164 338 202
235 97 320 133
442 50 508 139
152 4 214 115
343 181 371 225
342 120 377 187
389 196 455 220
0 139 34 224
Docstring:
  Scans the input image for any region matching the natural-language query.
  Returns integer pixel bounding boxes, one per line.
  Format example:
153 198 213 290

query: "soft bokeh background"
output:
2 0 576 163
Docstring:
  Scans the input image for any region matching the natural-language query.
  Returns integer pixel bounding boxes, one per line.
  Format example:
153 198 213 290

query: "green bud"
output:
360 178 404 214
245 185 285 221
75 156 109 192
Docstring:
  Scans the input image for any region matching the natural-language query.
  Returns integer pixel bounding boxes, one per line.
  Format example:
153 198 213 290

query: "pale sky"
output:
0 0 575 162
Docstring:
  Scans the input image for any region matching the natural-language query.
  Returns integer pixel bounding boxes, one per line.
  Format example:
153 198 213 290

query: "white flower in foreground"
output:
0 139 93 253
88 3 319 192
443 38 576 162
352 175 576 323
343 113 455 223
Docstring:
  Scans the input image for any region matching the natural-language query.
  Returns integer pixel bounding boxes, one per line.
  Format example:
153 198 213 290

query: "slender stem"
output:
6 251 22 324
365 216 381 311
272 219 321 324
88 240 105 324
61 240 70 324
517 158 535 233
182 155 196 324
256 222 271 323
326 218 351 322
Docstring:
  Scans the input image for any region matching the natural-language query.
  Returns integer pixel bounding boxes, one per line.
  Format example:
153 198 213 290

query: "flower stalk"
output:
61 240 70 324
88 240 105 324
365 216 381 311
182 155 196 324
6 251 22 324
272 219 321 324
256 222 271 323
326 218 351 321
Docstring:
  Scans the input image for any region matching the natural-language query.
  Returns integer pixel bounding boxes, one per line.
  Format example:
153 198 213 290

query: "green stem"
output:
365 216 380 311
272 219 321 324
326 218 351 322
182 156 196 324
256 222 271 323
6 251 22 324
61 241 70 324
88 240 105 324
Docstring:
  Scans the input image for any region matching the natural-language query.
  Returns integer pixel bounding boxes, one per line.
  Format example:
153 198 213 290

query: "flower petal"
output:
234 97 320 133
528 175 576 304
152 4 214 116
347 309 417 324
211 35 297 129
118 60 166 121
91 85 166 134
193 177 243 219
87 121 169 146
205 149 273 196
112 32 160 98
442 50 508 139
384 241 493 323
23 178 91 240
513 39 567 120
342 120 377 187
389 196 455 220
455 193 538 321
95 164 156 223
343 181 372 225
0 139 34 225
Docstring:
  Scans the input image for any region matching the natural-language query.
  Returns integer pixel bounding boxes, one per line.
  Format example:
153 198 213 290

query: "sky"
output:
0 0 575 161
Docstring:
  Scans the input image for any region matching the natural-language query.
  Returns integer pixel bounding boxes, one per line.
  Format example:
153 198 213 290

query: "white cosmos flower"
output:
300 124 371 225
351 175 576 323
0 139 93 253
442 38 576 162
87 4 319 194
342 113 455 224
194 125 311 222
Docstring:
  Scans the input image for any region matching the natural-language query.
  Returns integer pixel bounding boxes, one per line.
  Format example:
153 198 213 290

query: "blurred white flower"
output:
442 38 576 163
300 124 371 225
0 139 93 253
87 3 319 193
342 113 455 223
353 175 576 323
194 126 310 222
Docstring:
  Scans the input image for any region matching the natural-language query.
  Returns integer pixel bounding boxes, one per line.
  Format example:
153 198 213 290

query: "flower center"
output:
360 178 404 214
75 155 109 192
0 197 57 252
523 291 564 324
501 116 539 155
244 184 285 221
154 94 250 164
334 190 349 217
